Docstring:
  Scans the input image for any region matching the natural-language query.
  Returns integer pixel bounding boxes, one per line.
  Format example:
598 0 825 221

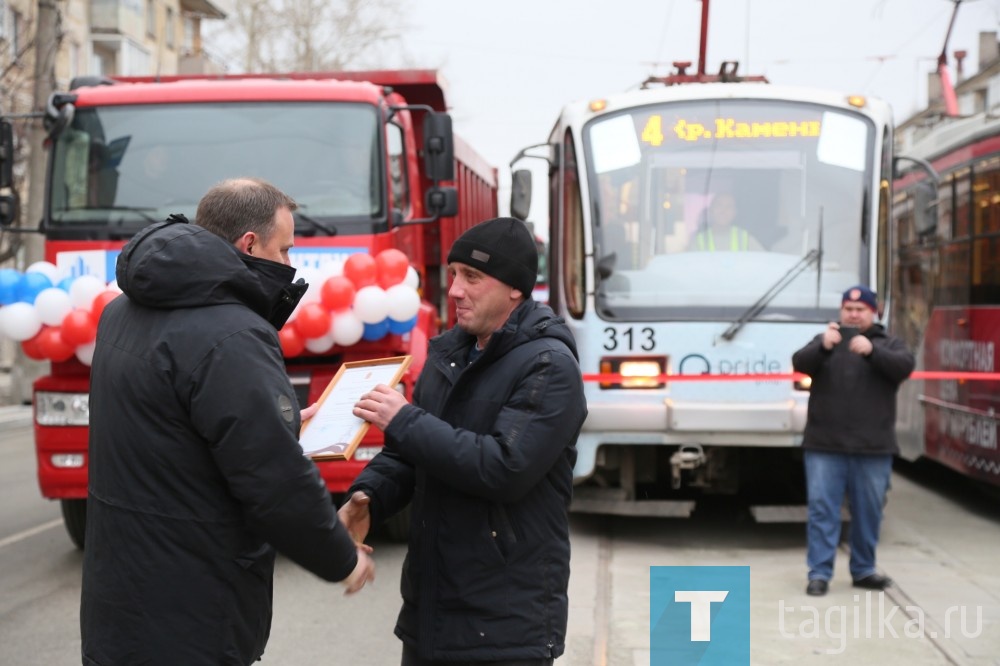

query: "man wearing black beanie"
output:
341 216 588 665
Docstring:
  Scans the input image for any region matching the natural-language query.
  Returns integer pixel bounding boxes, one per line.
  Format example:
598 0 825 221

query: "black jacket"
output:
350 299 587 661
792 323 915 455
81 220 359 666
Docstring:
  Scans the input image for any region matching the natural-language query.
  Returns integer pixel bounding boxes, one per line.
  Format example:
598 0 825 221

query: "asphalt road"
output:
2 416 998 665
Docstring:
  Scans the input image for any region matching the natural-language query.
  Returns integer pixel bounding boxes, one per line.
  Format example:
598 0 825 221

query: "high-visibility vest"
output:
696 226 749 251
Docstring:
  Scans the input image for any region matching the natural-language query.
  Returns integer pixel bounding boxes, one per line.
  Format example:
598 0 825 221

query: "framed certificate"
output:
299 355 412 461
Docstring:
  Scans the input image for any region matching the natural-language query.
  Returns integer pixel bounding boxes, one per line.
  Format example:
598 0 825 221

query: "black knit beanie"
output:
447 217 538 296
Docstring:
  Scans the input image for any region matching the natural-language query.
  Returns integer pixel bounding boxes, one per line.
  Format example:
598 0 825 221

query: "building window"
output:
165 6 174 49
146 0 156 38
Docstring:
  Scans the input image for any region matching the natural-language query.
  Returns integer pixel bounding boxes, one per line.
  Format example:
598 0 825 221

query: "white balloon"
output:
304 333 335 354
26 261 62 284
403 265 420 289
106 280 123 294
75 341 97 366
34 287 74 326
352 285 389 324
69 275 107 310
332 311 364 347
1 302 42 341
385 284 421 322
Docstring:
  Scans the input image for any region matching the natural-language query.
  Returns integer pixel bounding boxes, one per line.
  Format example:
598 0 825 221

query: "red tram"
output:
892 113 1000 487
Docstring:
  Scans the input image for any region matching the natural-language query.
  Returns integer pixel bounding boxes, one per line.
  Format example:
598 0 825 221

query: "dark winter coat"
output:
792 322 915 455
81 219 359 666
350 299 587 662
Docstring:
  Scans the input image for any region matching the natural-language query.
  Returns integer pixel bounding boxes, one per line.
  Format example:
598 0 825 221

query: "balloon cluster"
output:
0 262 122 366
280 249 421 357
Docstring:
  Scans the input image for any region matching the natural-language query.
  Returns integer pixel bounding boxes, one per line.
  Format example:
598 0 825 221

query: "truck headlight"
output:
35 392 90 426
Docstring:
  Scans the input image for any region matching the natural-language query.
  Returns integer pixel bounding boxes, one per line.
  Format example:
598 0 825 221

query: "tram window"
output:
937 241 970 303
938 176 954 239
971 237 1000 304
973 168 1000 235
971 163 1000 304
562 129 585 319
954 168 971 238
583 99 873 318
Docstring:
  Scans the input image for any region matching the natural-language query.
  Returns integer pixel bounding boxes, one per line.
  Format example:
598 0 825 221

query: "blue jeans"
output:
804 450 893 582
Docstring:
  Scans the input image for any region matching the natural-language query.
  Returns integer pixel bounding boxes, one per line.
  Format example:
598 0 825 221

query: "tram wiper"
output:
719 248 821 342
294 207 337 236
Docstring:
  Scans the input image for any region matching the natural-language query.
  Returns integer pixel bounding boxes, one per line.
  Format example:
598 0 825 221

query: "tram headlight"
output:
599 356 667 389
794 375 812 391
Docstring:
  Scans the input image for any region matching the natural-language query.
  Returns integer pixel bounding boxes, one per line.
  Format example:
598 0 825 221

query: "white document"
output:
299 355 412 460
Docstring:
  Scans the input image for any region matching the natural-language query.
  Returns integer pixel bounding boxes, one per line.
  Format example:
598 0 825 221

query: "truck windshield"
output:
48 102 384 236
585 99 875 322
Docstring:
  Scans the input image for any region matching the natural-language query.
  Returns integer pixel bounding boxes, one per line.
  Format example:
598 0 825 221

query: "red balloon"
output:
38 326 76 362
320 276 356 311
343 253 377 288
21 330 47 361
294 302 332 339
90 290 120 322
375 249 410 288
61 309 98 347
278 326 305 358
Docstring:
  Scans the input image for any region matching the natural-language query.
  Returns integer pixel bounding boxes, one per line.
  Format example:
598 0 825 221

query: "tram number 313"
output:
603 327 656 352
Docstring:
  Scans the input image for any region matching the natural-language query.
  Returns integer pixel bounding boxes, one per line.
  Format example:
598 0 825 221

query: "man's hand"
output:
848 335 874 357
338 491 372 546
821 322 842 351
300 401 320 422
353 384 409 431
341 547 375 595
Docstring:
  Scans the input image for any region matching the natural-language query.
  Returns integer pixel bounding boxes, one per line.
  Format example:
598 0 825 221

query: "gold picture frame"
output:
299 355 412 461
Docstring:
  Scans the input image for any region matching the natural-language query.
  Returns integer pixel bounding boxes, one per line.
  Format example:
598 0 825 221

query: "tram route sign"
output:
650 566 750 665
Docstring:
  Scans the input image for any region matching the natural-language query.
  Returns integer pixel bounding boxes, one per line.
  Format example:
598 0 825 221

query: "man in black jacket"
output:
340 217 587 665
792 285 914 597
82 178 374 665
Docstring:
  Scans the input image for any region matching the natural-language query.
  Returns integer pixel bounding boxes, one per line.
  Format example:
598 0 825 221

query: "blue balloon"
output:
387 316 418 335
15 271 52 304
0 268 20 305
362 319 390 341
57 276 75 292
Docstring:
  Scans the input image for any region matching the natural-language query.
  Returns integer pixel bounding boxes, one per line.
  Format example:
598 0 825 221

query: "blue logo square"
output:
650 566 750 665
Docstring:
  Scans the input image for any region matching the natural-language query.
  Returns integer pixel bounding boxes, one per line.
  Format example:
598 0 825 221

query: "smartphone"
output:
839 326 860 342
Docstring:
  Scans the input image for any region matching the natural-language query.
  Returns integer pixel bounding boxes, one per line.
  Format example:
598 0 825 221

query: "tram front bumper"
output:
575 398 808 481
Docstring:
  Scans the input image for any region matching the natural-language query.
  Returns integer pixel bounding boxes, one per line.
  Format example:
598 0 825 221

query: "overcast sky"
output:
399 0 999 209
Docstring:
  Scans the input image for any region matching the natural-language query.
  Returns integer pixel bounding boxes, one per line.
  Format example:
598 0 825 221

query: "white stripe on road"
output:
0 518 62 549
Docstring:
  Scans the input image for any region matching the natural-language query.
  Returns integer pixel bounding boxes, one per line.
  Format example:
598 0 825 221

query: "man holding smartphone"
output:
792 285 915 597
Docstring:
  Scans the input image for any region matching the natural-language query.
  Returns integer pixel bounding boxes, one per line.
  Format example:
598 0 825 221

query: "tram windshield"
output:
585 99 875 322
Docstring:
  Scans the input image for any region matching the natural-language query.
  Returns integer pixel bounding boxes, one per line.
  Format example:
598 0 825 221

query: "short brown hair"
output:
195 178 298 244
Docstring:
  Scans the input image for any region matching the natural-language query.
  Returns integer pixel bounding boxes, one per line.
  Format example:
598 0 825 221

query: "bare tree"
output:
0 7 39 265
207 0 410 73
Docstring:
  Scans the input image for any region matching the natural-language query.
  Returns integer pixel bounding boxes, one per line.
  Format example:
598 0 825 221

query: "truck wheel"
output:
60 499 87 550
383 504 411 542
